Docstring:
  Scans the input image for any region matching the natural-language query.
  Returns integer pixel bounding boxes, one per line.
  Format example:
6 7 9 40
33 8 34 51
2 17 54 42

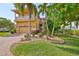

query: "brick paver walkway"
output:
0 36 21 56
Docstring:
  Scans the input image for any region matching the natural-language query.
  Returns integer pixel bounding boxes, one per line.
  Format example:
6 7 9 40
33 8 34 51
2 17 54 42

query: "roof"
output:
12 9 29 15
12 9 35 15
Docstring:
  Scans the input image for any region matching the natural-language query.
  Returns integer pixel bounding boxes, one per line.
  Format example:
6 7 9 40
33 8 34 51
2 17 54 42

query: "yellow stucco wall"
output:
16 19 39 34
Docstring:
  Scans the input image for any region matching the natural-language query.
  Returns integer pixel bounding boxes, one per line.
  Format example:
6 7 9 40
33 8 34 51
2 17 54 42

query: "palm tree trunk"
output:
62 24 65 34
21 4 24 16
70 21 72 30
45 15 49 38
51 26 54 36
28 12 31 40
51 19 55 36
75 21 78 30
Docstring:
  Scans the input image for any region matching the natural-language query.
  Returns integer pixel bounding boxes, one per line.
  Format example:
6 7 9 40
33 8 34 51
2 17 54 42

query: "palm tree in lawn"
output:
47 4 63 36
43 3 79 36
24 3 37 39
38 3 49 37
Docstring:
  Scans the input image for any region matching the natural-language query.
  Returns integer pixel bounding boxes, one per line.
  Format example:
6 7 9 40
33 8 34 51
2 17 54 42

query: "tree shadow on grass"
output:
55 46 79 55
58 35 79 48
63 40 78 47
54 35 79 55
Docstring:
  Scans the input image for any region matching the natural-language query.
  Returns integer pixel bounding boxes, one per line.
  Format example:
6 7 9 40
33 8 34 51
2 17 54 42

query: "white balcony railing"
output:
16 15 37 20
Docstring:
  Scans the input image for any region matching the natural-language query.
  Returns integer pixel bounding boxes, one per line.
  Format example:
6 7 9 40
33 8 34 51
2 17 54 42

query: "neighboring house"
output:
12 8 42 34
0 28 9 32
64 22 79 30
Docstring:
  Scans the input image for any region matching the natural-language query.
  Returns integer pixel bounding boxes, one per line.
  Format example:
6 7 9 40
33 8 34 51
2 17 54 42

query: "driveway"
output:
0 36 22 56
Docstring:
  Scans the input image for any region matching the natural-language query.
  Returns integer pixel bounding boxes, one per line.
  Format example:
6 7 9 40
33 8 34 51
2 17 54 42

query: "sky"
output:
0 3 44 22
0 3 15 22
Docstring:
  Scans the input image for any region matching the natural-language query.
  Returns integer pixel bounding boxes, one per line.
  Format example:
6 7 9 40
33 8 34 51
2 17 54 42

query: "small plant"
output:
21 34 31 41
24 34 31 40
10 28 16 34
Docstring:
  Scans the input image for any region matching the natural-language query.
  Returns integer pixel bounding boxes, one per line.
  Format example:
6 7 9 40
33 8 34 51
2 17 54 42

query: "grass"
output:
0 32 10 36
11 35 79 56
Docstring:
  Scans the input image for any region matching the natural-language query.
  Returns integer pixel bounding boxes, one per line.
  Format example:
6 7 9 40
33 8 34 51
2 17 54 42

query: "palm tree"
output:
14 3 25 16
24 3 37 39
38 3 49 37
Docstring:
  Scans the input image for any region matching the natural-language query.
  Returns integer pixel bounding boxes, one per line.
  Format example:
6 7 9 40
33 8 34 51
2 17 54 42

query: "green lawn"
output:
0 32 10 36
11 35 79 56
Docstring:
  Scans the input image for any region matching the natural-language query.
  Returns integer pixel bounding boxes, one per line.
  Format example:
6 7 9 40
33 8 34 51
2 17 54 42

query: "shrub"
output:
73 30 79 36
10 28 16 34
65 30 79 36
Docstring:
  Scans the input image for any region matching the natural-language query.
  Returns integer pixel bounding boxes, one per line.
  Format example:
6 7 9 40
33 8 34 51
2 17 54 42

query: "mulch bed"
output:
47 36 64 44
